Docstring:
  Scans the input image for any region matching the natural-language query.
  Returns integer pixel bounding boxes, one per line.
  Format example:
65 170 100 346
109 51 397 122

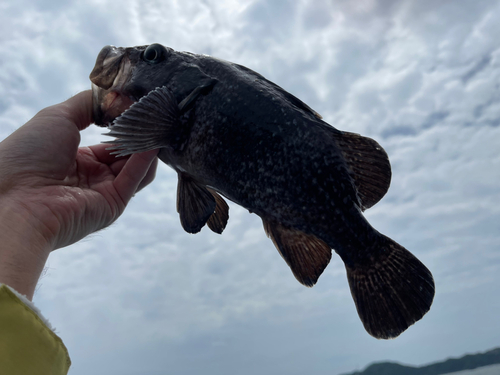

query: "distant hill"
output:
341 347 500 375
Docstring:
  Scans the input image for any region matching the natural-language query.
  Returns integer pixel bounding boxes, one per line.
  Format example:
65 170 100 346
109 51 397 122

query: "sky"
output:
1 0 499 374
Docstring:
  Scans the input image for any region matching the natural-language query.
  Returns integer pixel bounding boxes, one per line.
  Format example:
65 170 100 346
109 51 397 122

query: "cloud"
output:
1 0 500 374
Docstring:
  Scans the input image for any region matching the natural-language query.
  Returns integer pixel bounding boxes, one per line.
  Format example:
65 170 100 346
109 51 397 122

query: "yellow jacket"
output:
0 284 71 375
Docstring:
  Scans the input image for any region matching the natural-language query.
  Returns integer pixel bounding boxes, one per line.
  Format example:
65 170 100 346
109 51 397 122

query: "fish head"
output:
90 43 178 126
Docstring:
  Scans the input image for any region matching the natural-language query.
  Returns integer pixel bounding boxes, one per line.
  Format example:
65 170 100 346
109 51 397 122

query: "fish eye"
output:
142 44 167 64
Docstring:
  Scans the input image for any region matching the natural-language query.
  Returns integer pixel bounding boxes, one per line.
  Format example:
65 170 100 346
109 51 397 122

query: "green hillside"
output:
341 347 500 375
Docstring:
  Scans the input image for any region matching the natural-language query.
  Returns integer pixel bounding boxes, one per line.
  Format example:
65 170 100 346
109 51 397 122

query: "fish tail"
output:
345 234 435 339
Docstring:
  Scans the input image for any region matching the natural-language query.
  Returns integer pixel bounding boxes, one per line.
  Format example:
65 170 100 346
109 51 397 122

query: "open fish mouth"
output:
91 82 135 126
90 45 136 126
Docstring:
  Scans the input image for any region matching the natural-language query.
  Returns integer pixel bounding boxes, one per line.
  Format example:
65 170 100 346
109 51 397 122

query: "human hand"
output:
0 91 158 299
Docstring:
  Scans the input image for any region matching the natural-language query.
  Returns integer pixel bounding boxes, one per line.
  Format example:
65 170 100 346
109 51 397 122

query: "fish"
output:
89 43 435 339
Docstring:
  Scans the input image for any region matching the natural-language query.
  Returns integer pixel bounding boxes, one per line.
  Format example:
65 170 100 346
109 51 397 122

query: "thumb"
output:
56 90 94 131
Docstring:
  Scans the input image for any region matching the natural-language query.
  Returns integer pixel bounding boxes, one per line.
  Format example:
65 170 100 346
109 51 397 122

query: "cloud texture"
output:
1 1 499 374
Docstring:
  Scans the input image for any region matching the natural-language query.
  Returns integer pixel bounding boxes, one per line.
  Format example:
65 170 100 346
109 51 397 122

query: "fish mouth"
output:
90 45 136 126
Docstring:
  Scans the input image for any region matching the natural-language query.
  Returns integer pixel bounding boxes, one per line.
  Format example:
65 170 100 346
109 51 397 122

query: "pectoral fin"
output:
103 86 182 156
177 173 216 234
178 79 218 113
263 220 332 287
206 188 229 234
170 64 218 112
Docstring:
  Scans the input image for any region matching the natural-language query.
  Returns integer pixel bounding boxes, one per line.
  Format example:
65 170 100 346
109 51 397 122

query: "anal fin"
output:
263 220 332 287
177 173 216 234
206 188 229 234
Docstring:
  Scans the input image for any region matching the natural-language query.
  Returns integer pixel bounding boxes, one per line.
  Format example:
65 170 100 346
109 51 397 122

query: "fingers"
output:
89 143 158 189
113 149 159 205
109 159 128 177
88 144 157 184
137 156 158 192
88 143 129 166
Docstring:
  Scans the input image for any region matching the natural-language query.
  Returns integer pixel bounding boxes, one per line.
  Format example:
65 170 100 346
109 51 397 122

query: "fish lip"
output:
90 45 126 90
90 47 136 126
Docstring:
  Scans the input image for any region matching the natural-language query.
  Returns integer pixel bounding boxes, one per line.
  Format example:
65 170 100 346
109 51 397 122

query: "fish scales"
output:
90 43 435 339
157 54 362 248
173 106 364 260
169 60 357 225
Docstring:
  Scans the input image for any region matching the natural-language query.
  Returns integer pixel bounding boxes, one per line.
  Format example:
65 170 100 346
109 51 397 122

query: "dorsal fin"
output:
263 220 332 287
231 62 323 120
334 131 392 210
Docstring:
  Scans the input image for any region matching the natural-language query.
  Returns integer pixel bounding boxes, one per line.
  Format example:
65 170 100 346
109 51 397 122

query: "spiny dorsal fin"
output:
177 173 216 234
206 188 229 234
102 86 182 157
334 131 391 210
231 62 323 120
263 220 332 287
346 235 435 339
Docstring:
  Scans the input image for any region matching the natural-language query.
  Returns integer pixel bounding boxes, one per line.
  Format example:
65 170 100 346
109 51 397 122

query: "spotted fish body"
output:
90 44 435 339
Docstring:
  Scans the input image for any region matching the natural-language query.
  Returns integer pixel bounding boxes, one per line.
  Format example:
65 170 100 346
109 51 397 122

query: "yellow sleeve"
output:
0 284 71 375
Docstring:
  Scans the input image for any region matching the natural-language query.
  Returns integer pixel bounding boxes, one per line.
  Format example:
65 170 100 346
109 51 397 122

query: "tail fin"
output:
346 235 435 339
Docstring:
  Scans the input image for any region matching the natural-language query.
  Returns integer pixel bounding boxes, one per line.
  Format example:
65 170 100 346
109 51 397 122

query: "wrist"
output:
0 199 53 300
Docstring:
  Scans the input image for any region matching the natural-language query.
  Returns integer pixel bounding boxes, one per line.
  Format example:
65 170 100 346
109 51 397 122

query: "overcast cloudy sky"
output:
1 1 500 374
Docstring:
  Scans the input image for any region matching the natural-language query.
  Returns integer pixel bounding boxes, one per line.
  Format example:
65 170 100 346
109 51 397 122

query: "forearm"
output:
0 201 52 300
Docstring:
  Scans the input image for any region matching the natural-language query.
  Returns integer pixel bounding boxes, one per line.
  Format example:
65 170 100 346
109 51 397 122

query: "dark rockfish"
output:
90 43 435 339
